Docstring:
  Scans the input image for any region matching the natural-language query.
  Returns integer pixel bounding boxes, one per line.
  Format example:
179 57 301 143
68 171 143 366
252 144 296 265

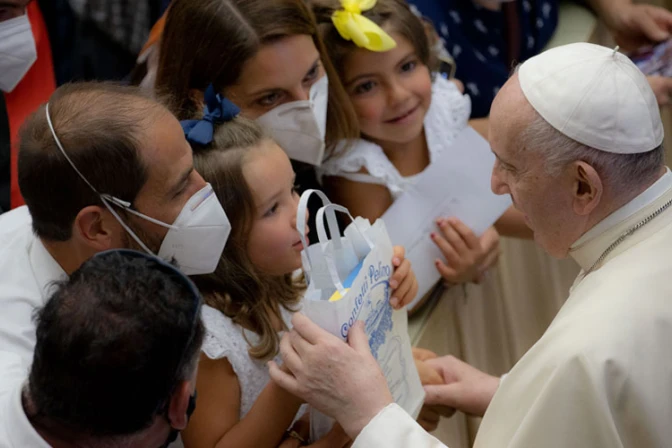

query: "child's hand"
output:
390 246 419 309
474 226 501 284
413 348 456 431
413 347 438 362
413 347 443 386
431 218 486 285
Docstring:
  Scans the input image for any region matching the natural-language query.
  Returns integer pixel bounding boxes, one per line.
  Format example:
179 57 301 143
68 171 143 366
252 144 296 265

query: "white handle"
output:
315 203 375 294
296 189 339 280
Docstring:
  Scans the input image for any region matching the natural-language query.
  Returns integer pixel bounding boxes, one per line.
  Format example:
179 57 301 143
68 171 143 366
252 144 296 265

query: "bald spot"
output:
47 83 170 155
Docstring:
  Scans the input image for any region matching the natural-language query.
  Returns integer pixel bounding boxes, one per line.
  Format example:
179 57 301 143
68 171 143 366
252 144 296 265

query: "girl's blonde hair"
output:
309 0 438 85
155 0 359 159
188 117 305 360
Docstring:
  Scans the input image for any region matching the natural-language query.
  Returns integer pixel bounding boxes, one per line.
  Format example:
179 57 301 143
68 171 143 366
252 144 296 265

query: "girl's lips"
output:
385 103 420 124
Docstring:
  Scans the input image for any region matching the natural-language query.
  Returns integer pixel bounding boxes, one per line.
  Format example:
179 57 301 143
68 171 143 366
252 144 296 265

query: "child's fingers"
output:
392 245 405 267
391 266 414 309
437 219 469 255
389 256 410 290
415 358 444 385
431 232 461 267
447 218 480 251
435 259 460 283
413 347 439 361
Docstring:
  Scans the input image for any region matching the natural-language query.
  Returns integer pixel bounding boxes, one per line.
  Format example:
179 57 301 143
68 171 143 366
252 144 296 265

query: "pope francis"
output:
269 42 672 447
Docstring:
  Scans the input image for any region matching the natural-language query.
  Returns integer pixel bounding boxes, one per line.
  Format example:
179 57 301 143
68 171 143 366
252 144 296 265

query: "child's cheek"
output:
352 97 384 128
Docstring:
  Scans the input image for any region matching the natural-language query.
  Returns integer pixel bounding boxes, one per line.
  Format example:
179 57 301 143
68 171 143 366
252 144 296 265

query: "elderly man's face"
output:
489 76 579 258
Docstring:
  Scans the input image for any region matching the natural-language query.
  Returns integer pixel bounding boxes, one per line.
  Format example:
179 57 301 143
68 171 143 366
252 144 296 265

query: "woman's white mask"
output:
256 75 329 166
0 14 37 93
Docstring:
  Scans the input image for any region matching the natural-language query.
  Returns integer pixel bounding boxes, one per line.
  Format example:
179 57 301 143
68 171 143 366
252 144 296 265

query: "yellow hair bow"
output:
332 0 397 52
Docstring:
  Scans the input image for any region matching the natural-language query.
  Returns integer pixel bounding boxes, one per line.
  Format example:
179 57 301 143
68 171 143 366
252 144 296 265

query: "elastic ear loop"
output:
44 103 177 257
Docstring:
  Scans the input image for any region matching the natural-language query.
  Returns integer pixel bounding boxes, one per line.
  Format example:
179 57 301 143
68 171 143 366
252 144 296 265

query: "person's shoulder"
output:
0 351 28 396
0 207 33 244
200 304 249 361
320 139 387 177
0 208 40 299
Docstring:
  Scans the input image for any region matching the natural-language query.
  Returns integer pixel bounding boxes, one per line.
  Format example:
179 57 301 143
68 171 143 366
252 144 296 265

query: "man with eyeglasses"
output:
0 250 204 448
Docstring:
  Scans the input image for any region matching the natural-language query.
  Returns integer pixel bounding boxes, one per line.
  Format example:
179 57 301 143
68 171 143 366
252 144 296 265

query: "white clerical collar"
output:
572 168 672 249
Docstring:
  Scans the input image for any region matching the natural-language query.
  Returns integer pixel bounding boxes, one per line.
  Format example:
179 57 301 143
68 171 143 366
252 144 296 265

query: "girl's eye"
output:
354 80 376 95
401 60 417 73
304 64 320 83
263 203 279 218
257 92 282 107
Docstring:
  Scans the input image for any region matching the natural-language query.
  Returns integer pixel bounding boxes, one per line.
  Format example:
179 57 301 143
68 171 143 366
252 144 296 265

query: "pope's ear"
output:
572 161 602 216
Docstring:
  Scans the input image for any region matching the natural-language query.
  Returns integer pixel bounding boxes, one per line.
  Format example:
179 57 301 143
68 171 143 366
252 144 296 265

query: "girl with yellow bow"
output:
309 0 531 303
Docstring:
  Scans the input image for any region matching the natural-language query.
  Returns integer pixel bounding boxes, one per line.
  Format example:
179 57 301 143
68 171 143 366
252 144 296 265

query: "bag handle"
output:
296 189 338 280
316 203 374 294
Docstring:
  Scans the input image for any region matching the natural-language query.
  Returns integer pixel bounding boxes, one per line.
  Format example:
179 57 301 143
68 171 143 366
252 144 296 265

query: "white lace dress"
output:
317 76 471 197
200 304 306 420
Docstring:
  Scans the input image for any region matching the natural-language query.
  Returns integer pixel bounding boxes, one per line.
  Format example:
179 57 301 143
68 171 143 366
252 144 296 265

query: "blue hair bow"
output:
180 84 241 146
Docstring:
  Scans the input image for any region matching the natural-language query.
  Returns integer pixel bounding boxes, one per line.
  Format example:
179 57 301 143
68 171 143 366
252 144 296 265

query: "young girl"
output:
179 87 419 448
310 0 531 300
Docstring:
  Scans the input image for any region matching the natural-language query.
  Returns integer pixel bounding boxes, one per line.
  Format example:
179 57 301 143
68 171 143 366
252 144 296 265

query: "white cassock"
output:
353 171 672 448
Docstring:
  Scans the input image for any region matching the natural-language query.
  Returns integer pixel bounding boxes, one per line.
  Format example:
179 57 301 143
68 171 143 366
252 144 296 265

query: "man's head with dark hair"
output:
25 250 204 445
17 82 208 274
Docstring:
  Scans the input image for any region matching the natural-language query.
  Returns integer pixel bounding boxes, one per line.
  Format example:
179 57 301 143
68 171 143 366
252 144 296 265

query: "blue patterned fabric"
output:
408 0 559 117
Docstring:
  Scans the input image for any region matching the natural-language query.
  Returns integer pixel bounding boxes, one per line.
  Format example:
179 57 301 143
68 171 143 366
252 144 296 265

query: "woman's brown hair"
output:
188 117 305 360
309 0 438 86
155 0 358 159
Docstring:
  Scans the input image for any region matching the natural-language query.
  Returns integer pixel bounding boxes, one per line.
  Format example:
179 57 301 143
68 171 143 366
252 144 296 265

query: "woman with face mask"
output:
0 1 56 213
151 0 359 174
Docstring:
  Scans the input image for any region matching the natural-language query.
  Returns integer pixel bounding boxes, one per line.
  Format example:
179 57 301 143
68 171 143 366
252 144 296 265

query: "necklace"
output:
585 197 672 275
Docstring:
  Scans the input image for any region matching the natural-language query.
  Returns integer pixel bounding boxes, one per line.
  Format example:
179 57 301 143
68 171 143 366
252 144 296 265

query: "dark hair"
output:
189 117 304 360
310 0 437 82
155 0 358 158
18 82 168 242
28 251 204 437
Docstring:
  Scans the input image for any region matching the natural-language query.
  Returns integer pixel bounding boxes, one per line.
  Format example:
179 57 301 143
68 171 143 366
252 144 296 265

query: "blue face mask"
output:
160 392 197 448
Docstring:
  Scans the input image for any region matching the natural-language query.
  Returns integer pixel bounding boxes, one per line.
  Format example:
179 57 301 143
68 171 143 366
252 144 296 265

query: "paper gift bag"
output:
296 190 425 441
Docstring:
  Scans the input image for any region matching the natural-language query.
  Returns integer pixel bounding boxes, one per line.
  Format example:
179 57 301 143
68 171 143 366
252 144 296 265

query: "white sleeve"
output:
352 404 448 448
317 139 402 190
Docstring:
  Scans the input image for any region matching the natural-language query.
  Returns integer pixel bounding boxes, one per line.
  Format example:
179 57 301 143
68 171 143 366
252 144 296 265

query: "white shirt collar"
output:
572 168 672 249
29 237 67 301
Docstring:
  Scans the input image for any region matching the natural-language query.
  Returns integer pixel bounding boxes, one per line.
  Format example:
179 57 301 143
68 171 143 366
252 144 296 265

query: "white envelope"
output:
382 127 512 309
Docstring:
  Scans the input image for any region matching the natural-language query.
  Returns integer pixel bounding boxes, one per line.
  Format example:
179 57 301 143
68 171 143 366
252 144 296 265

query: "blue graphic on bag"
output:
336 259 394 358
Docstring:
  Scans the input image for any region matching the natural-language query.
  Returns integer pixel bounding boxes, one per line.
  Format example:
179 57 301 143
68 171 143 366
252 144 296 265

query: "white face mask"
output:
0 14 37 93
44 104 231 276
256 75 329 166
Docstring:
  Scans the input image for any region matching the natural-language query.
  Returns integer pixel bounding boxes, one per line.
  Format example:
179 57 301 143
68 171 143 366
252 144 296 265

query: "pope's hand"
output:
269 314 393 439
606 3 672 49
423 355 500 418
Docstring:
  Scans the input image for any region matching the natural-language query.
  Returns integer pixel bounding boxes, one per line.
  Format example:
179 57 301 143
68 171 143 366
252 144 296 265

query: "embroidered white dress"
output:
318 76 470 197
200 304 304 419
